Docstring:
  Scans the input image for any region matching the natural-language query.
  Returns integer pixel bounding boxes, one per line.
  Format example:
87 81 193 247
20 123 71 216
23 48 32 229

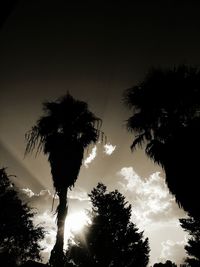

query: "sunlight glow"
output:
65 211 90 235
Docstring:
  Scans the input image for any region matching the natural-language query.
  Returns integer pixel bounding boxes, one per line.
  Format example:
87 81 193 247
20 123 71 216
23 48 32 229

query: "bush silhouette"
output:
0 167 45 266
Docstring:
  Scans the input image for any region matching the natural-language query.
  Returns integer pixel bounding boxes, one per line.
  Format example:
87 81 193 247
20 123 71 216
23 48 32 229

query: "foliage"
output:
124 65 200 217
153 260 177 266
0 167 45 266
66 183 150 267
25 93 102 191
180 216 200 267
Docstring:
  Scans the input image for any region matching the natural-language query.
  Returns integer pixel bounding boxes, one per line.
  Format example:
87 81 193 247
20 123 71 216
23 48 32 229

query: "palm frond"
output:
25 126 43 156
130 133 146 151
145 140 165 166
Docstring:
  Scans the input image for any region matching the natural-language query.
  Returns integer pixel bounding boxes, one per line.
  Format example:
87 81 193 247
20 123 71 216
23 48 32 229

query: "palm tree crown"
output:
124 65 200 162
124 65 200 217
25 93 102 191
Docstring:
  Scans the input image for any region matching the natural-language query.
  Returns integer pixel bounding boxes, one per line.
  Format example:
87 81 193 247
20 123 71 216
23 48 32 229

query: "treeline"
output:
0 167 200 266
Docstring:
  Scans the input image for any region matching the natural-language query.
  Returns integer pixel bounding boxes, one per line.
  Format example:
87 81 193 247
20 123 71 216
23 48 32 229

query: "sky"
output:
1 1 200 265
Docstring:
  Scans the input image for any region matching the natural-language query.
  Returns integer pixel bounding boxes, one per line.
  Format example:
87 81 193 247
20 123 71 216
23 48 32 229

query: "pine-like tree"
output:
0 168 45 266
180 216 200 267
66 183 150 267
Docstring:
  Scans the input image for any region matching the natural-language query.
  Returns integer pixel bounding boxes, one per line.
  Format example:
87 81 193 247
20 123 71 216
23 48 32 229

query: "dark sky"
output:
0 1 200 264
1 0 200 179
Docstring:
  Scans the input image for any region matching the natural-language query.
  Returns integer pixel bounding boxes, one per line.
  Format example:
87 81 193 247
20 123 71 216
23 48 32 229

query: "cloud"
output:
33 210 56 263
84 146 97 168
117 167 188 266
159 239 187 265
21 188 53 199
20 188 57 213
117 167 185 226
21 188 35 198
68 187 90 201
21 187 90 214
103 143 116 155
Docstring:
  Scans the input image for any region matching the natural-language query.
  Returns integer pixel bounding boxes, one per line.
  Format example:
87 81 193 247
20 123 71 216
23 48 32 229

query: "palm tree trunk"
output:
49 187 68 267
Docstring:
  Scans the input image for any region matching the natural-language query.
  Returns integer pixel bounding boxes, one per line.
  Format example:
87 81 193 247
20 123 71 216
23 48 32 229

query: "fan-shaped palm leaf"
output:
124 65 200 217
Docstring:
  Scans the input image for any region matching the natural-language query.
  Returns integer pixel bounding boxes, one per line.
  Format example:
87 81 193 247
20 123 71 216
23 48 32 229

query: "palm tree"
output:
124 65 200 217
25 93 102 266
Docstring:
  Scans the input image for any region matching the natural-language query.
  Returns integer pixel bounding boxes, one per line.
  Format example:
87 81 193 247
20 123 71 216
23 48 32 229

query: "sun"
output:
65 211 90 236
64 211 92 248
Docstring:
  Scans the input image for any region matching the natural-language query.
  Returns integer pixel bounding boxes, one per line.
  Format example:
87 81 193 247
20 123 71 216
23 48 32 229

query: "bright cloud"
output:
160 239 187 265
68 188 90 201
34 210 56 263
117 167 185 226
21 188 53 199
84 146 97 168
117 167 187 266
103 143 116 155
21 188 35 198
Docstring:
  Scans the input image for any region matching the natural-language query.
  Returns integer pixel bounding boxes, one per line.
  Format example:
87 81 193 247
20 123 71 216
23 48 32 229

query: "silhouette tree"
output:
25 93 102 267
180 216 200 267
124 65 200 217
66 183 150 267
0 167 44 266
153 260 177 267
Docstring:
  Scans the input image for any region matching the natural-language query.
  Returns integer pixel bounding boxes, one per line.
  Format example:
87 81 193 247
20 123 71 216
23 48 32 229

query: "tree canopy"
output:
124 65 200 217
66 183 150 267
0 167 45 266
